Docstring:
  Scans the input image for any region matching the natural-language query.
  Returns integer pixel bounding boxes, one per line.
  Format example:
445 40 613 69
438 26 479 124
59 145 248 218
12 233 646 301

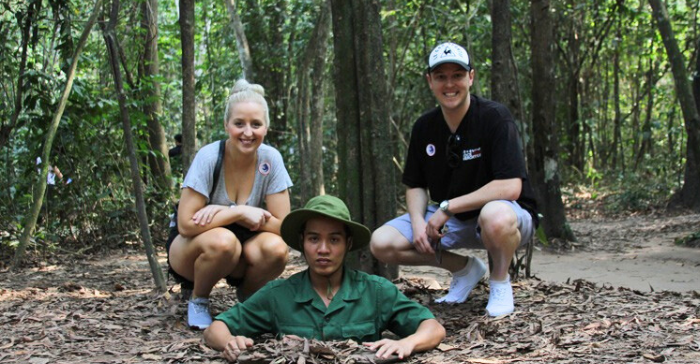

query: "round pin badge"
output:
259 161 271 175
426 144 436 156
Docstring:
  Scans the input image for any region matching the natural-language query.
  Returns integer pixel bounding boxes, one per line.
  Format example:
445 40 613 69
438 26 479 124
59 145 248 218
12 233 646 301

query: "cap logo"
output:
429 42 470 71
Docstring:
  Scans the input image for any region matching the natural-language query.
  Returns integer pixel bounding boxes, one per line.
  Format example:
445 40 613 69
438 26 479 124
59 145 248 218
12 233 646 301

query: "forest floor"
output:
1 205 699 363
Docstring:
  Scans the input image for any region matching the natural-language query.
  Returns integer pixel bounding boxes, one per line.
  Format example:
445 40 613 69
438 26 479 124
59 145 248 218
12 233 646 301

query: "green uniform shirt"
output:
215 268 435 342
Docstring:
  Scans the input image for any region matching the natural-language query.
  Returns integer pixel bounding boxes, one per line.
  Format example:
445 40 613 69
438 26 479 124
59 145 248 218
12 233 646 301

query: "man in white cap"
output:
205 195 445 362
370 42 538 317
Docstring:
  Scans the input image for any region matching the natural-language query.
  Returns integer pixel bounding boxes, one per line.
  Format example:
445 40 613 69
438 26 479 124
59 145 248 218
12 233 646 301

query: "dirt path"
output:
529 213 700 292
402 213 700 293
1 212 698 363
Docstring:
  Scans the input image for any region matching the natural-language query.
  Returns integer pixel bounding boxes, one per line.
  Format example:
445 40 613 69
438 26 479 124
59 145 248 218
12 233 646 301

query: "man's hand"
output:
411 219 433 254
222 336 254 362
426 209 450 242
363 338 415 359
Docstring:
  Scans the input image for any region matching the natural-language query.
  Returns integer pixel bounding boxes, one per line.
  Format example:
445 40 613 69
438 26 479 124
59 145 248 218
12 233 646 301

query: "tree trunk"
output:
141 0 172 191
599 59 611 169
630 59 643 162
179 0 196 176
649 0 700 210
244 0 287 146
612 19 623 171
296 0 330 204
490 0 526 154
635 60 655 170
55 1 74 74
530 0 575 242
307 3 329 199
564 6 583 173
687 37 700 238
694 38 700 115
330 0 397 279
667 105 676 162
567 69 583 172
463 3 482 97
0 1 38 151
581 67 596 169
201 6 214 146
103 0 166 292
692 37 700 208
225 0 254 81
12 0 103 269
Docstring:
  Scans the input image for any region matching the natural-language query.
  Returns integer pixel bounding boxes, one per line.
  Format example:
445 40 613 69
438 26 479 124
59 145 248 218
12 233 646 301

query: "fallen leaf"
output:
466 358 513 364
437 343 457 351
642 353 665 362
28 357 50 364
0 338 15 350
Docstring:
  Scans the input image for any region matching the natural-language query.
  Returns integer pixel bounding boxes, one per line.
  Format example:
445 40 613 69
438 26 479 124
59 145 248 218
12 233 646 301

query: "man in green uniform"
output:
204 195 446 362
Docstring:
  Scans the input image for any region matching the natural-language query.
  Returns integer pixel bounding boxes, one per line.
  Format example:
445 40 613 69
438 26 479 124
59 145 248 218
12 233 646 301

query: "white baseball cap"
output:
428 42 471 72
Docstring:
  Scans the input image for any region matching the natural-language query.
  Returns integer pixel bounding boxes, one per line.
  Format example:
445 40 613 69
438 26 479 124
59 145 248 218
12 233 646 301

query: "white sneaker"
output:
187 297 212 329
485 277 514 317
435 256 487 304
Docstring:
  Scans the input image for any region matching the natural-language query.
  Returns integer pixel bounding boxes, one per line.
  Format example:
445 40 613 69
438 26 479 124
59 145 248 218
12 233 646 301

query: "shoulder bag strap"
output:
209 139 226 196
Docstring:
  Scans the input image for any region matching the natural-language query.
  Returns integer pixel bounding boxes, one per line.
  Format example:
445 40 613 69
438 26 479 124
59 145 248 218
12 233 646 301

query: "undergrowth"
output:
563 171 678 219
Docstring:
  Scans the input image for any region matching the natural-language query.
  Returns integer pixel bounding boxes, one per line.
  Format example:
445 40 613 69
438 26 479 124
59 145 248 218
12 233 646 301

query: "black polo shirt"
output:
402 95 537 221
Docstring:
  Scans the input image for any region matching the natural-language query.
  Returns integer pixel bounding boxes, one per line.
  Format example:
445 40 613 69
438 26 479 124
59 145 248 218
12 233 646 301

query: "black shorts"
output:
166 223 259 287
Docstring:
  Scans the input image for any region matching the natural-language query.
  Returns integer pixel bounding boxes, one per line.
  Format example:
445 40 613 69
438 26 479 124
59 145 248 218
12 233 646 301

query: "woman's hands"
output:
178 188 286 236
234 205 272 231
191 204 271 231
191 204 227 226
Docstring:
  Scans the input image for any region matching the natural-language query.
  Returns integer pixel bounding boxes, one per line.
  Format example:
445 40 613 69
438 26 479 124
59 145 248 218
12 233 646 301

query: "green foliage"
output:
0 0 179 258
674 231 700 248
601 173 674 213
1 0 697 259
535 220 548 246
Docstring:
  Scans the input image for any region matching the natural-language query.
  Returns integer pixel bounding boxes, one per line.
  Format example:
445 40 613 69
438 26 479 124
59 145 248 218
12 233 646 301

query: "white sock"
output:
435 256 487 304
486 275 514 317
490 274 510 284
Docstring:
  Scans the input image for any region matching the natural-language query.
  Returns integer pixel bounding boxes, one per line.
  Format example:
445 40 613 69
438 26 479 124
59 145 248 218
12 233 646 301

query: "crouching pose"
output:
370 42 538 316
204 195 446 362
168 79 293 329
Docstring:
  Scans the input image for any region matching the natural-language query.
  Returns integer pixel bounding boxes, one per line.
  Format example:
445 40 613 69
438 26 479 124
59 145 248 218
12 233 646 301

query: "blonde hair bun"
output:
224 79 270 127
231 79 265 97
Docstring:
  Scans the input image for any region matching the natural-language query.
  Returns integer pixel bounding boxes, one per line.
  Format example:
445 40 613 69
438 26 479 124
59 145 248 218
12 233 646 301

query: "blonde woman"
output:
167 79 292 329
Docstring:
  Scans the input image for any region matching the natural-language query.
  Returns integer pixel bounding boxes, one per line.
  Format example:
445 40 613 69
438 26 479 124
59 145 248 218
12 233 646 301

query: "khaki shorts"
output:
384 200 534 250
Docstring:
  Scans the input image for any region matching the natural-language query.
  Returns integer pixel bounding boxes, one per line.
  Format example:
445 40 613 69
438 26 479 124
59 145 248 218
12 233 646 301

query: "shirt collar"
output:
293 267 363 304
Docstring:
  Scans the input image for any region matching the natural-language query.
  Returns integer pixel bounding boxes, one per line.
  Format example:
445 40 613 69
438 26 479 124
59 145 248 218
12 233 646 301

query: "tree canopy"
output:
1 0 698 261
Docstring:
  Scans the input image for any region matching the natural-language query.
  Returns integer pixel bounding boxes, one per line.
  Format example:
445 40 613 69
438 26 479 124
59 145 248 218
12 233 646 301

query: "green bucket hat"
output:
280 195 371 252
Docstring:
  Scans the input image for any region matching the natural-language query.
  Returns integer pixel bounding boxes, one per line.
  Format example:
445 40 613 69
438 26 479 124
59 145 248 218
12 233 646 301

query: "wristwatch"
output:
439 200 453 216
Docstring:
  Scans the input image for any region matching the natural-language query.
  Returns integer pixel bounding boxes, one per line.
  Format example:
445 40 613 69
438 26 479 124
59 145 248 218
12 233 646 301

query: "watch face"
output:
440 201 448 211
